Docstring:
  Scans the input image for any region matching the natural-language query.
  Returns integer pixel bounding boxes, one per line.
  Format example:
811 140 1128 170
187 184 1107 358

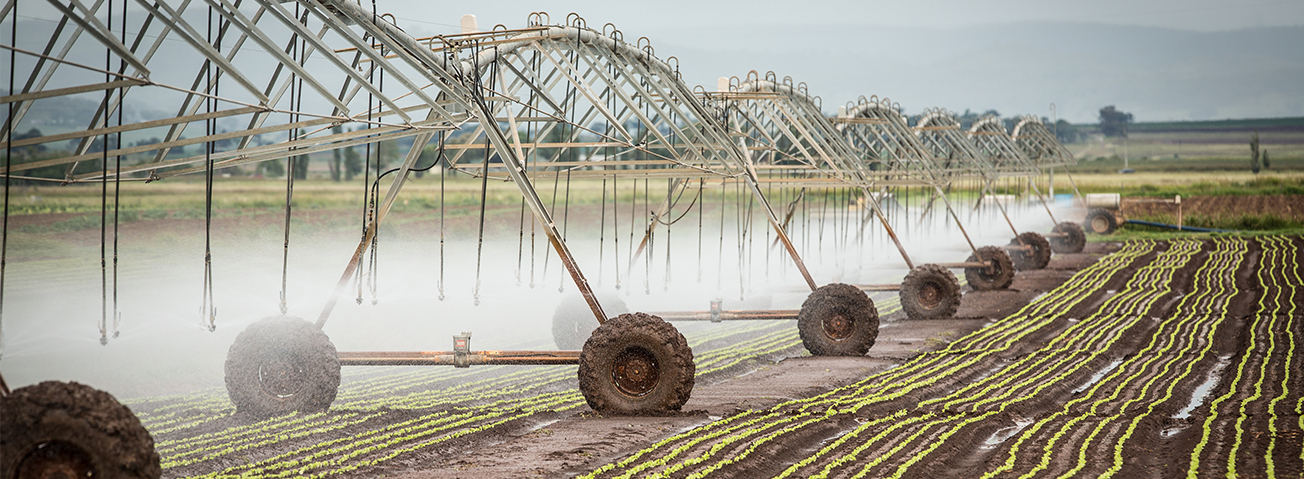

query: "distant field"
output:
1065 116 1304 166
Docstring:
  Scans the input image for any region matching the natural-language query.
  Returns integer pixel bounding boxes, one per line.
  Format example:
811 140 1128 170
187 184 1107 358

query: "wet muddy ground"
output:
112 237 1303 478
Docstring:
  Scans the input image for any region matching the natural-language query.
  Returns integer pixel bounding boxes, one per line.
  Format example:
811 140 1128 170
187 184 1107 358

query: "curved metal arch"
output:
443 27 825 291
1 0 481 183
438 24 746 182
836 96 942 188
712 77 866 187
967 115 1036 174
1012 116 1076 168
912 108 995 181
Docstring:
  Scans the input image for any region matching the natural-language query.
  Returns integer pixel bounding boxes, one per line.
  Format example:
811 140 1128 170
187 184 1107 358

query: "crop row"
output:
584 241 1161 478
149 298 848 476
1188 235 1300 478
859 240 1205 478
990 237 1247 478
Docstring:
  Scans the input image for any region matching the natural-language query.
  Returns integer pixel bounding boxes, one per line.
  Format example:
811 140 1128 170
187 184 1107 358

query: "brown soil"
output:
1124 194 1304 221
347 243 1131 479
108 238 1302 478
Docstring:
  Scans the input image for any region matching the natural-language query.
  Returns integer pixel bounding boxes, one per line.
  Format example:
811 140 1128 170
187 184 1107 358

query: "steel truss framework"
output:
832 96 986 259
1012 115 1077 169
699 76 927 274
913 108 1061 245
966 115 1064 222
0 3 1082 355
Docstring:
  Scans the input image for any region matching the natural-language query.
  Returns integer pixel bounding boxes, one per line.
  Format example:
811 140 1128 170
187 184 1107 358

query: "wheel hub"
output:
16 441 95 479
918 282 942 309
259 352 307 399
822 313 854 341
1092 216 1109 233
612 346 660 397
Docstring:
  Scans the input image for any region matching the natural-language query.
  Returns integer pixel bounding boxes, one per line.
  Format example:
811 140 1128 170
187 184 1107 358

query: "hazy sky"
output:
12 0 1304 122
387 0 1303 34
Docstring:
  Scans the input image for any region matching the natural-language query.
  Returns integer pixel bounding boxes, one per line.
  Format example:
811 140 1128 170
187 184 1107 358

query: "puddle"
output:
1173 355 1231 420
1070 359 1124 395
526 419 562 433
980 418 1034 449
1160 426 1186 437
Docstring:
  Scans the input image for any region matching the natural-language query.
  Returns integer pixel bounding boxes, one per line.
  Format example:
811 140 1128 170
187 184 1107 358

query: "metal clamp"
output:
453 332 472 368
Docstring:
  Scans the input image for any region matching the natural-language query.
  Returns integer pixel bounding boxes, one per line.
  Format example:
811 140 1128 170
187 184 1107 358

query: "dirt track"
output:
125 238 1303 478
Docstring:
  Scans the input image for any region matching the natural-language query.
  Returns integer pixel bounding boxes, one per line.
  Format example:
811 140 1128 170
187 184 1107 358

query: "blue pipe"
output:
1124 219 1235 233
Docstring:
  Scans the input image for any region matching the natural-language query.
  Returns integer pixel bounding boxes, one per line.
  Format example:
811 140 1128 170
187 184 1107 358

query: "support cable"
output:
472 44 495 306
438 131 446 300
642 178 649 295
612 175 620 290
367 39 384 307
99 0 110 345
279 6 301 316
597 177 606 286
200 2 217 332
0 0 13 355
111 0 125 340
356 28 373 305
697 178 703 283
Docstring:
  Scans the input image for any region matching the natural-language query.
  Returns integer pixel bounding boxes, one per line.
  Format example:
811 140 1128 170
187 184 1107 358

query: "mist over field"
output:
0 180 1064 399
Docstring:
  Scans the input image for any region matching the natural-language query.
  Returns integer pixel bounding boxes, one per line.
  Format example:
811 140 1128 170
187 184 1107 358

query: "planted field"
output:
585 237 1303 478
29 237 1300 478
129 296 911 478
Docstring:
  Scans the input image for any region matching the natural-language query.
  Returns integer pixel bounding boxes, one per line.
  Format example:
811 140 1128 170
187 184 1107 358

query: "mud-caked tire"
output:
1084 208 1119 235
225 316 340 418
1008 232 1052 271
1 381 160 479
552 292 628 350
965 246 1015 291
1050 222 1087 254
899 264 961 320
578 313 694 415
798 283 879 356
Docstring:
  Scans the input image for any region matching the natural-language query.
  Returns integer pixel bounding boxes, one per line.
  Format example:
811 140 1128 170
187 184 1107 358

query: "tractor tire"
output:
1050 222 1087 254
225 316 340 418
797 283 879 356
965 246 1015 291
1084 208 1119 235
552 292 628 350
1008 232 1052 271
1 381 160 479
578 313 694 414
899 264 961 320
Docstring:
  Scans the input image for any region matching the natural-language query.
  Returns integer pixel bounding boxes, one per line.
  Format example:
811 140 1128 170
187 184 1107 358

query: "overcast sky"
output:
12 0 1304 122
387 0 1303 34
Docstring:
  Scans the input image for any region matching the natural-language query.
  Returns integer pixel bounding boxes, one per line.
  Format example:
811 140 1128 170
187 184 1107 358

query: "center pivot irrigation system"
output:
0 3 1084 476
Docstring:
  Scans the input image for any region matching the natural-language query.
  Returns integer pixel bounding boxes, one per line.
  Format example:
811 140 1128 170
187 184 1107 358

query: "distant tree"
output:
1250 131 1261 174
343 146 363 181
259 159 283 178
1263 150 1270 169
1053 119 1086 143
1098 106 1133 137
292 154 309 180
10 128 47 158
290 129 310 180
329 126 343 181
